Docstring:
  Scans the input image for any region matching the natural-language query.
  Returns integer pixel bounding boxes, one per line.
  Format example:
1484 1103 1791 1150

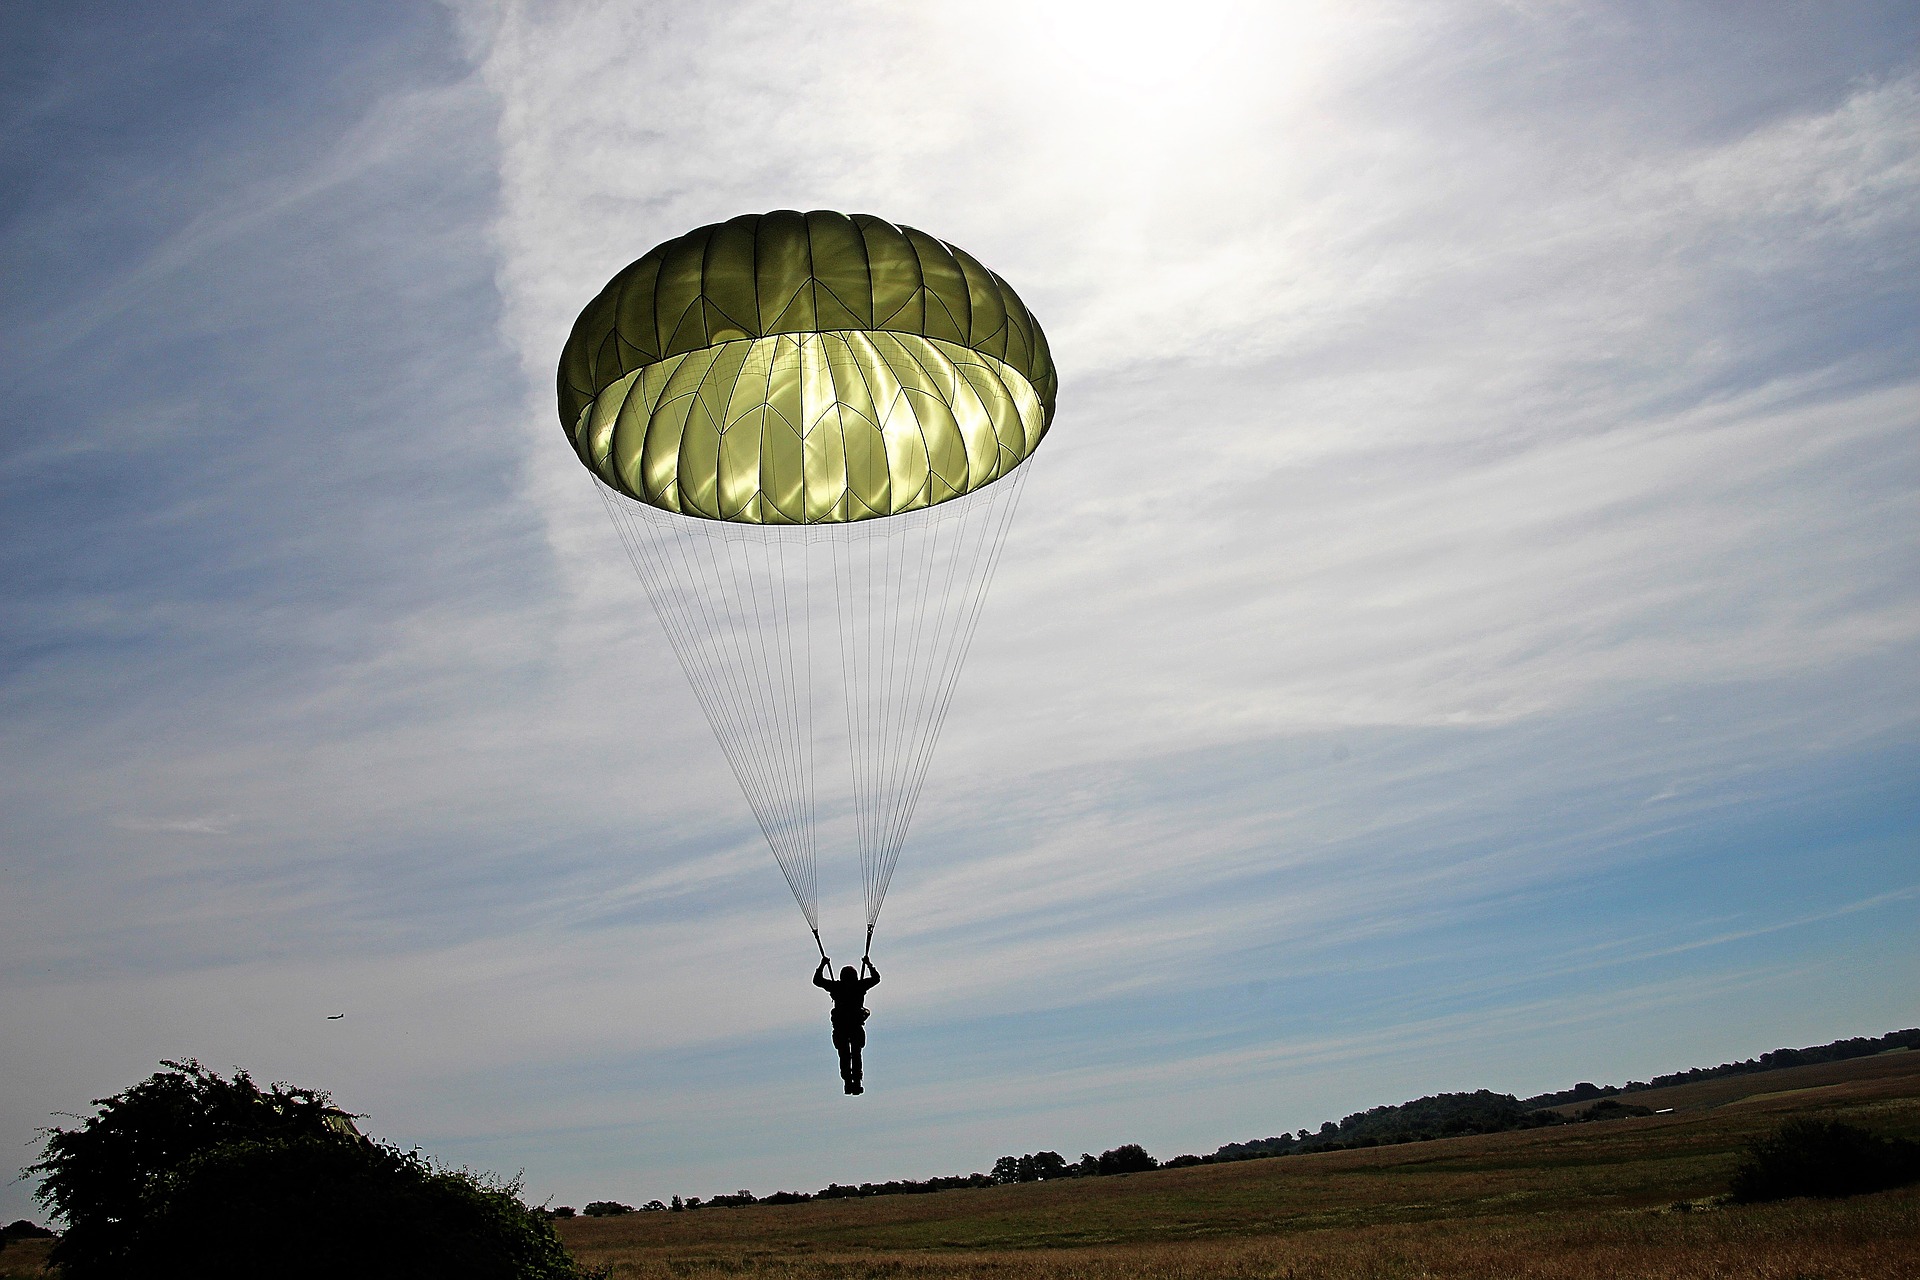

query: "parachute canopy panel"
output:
558 211 1057 524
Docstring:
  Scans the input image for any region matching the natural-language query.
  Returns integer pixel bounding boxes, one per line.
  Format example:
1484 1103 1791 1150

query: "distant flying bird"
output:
327 1013 344 1020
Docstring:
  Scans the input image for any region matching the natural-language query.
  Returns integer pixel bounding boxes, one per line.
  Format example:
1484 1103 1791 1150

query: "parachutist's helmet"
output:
841 966 858 982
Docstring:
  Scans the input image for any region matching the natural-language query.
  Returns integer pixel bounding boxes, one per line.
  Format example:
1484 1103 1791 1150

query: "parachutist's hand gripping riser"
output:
558 210 1055 960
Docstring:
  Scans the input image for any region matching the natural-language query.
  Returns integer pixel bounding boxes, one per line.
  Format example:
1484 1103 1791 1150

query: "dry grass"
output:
567 1193 1919 1278
0 1240 54 1279
557 1059 1920 1280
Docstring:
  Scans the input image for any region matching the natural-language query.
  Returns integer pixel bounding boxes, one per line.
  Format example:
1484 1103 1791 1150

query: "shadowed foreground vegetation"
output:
11 1061 581 1280
552 1052 1920 1280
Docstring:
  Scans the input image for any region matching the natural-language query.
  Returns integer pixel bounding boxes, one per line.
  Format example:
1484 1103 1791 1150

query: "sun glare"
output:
949 0 1341 130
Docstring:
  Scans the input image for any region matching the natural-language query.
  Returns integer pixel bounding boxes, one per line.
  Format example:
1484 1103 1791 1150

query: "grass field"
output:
552 1051 1920 1279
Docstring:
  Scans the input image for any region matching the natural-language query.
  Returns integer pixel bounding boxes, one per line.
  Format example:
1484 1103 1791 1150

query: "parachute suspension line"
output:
663 522 804 914
717 525 814 912
779 531 817 927
594 480 819 931
833 462 1034 937
704 523 816 926
593 456 1033 949
694 519 816 927
872 463 1031 926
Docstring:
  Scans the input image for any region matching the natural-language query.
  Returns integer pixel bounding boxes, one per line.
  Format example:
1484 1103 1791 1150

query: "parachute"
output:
558 210 1056 956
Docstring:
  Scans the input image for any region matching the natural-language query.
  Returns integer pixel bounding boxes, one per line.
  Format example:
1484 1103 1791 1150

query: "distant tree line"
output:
586 1027 1917 1210
566 1144 1168 1215
1518 1028 1920 1109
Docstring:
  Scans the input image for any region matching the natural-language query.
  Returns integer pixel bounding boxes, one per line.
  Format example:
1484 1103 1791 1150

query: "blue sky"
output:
3 0 1917 1218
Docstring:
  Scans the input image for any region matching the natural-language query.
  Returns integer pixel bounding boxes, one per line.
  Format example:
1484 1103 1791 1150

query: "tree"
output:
990 1155 1020 1184
1028 1151 1070 1180
25 1061 583 1280
1095 1145 1157 1175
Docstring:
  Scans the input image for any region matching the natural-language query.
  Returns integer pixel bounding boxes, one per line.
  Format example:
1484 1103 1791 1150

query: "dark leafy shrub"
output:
1729 1119 1920 1202
27 1060 356 1277
142 1135 579 1279
26 1061 586 1280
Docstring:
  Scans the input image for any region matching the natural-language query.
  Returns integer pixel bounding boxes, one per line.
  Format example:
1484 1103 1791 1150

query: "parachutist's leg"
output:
833 1027 854 1086
848 1024 867 1093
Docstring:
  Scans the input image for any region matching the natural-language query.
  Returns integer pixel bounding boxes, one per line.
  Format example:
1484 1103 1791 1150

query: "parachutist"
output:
814 957 879 1093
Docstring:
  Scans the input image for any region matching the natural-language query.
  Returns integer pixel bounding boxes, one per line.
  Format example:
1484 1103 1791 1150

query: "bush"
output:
1729 1119 1920 1202
27 1060 357 1277
25 1060 586 1280
582 1201 634 1217
144 1136 579 1280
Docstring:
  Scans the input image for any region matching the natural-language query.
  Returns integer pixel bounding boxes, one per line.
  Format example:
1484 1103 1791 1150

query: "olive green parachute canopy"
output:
558 210 1057 524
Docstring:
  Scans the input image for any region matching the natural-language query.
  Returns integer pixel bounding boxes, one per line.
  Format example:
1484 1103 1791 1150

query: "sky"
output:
2 0 1917 1219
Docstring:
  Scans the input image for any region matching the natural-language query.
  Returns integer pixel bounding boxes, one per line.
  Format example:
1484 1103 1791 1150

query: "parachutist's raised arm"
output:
861 957 879 989
814 957 833 989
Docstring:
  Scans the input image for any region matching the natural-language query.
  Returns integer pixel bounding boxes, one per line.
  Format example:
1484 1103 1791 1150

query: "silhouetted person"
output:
814 956 879 1093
